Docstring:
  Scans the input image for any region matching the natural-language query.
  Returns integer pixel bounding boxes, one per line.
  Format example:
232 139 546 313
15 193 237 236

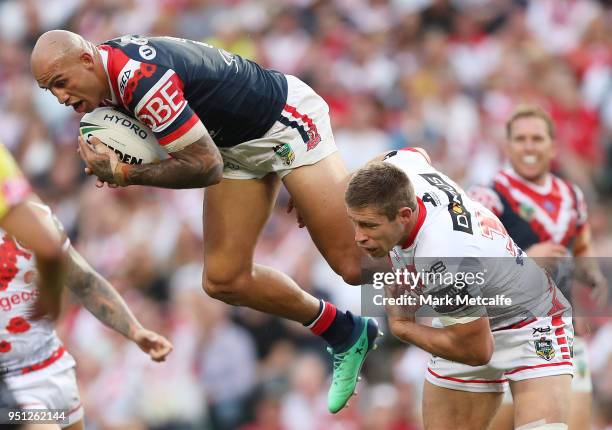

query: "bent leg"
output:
283 152 363 285
203 174 320 323
511 375 572 428
422 380 503 430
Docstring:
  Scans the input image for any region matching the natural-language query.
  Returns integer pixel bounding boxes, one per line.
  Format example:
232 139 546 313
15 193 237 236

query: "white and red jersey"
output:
0 209 75 384
383 149 571 331
468 168 587 251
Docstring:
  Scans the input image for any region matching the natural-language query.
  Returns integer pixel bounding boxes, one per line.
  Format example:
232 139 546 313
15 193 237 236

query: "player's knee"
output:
202 266 251 305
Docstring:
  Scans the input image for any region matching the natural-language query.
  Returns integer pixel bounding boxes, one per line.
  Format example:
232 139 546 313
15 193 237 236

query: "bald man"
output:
31 31 381 413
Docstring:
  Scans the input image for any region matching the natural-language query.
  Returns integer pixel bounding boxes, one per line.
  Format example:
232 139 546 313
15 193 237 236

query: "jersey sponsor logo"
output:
135 70 187 132
117 59 141 98
535 337 555 361
420 173 473 234
0 291 38 312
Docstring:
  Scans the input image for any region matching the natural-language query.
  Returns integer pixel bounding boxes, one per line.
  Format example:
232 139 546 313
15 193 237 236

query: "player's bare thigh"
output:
489 403 514 430
568 392 591 430
510 375 572 428
203 174 281 274
422 380 503 430
282 152 362 284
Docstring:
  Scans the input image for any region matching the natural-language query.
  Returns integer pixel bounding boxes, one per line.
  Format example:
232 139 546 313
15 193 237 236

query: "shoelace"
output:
328 347 352 376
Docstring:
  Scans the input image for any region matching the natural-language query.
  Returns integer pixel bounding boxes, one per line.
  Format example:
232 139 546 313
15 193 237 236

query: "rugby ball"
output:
79 107 168 165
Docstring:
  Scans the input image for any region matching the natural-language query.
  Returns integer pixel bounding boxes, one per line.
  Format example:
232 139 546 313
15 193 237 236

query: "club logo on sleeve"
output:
136 70 187 132
534 337 555 361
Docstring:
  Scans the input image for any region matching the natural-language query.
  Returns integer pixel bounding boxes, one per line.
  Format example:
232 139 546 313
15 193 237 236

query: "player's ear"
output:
80 52 94 68
397 207 413 224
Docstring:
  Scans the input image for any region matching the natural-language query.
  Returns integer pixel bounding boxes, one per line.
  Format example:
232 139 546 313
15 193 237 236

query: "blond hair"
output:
506 105 555 139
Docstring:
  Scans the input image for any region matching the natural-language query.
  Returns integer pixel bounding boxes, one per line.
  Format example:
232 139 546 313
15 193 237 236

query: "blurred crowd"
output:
1 0 612 428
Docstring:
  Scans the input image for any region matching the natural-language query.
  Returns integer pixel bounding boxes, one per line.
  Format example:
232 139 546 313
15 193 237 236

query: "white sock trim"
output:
306 301 326 329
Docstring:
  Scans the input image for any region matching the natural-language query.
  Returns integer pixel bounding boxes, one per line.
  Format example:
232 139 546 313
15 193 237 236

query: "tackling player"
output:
469 105 608 430
30 30 379 413
0 143 173 429
0 141 68 430
345 148 574 430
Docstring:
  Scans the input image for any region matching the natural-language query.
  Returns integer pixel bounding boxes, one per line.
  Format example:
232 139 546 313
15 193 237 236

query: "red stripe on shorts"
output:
505 361 573 376
427 368 508 384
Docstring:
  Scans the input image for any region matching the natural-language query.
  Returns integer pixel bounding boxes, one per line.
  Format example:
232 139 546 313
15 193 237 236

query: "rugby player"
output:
0 143 173 429
30 30 379 413
469 105 608 430
0 142 67 430
345 148 574 430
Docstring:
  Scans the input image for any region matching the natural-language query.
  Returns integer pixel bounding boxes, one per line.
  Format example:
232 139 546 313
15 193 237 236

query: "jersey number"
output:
476 210 521 258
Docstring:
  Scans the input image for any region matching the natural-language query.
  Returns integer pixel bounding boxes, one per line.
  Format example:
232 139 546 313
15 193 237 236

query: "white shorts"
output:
500 334 590 404
426 316 574 393
220 75 337 179
9 367 83 428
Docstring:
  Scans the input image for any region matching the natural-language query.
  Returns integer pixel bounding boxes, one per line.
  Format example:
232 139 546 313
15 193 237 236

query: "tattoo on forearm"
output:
90 158 115 183
66 249 139 338
126 137 222 189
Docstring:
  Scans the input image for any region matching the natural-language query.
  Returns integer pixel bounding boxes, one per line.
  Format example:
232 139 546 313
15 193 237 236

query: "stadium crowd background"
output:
1 0 612 428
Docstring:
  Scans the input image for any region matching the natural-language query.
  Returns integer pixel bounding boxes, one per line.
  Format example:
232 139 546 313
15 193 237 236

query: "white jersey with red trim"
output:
383 149 571 331
0 206 75 383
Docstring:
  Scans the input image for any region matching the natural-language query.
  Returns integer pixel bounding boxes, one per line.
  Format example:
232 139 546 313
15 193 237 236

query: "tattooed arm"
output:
78 134 223 189
66 246 173 361
66 246 140 337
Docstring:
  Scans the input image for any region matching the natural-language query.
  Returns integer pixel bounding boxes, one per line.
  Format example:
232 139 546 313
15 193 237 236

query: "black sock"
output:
306 300 356 349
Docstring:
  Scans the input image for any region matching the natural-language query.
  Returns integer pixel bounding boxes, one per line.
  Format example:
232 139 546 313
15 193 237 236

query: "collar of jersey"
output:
98 46 119 106
505 167 553 195
401 197 427 249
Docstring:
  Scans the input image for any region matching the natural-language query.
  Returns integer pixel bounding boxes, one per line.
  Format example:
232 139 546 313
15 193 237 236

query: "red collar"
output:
401 197 427 249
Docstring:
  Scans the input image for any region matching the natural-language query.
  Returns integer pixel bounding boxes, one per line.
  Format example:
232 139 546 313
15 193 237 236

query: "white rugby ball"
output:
79 107 168 165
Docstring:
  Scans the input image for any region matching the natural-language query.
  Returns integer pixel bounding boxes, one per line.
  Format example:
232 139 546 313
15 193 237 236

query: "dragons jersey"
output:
468 168 587 251
0 145 74 381
99 35 288 152
383 149 570 331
